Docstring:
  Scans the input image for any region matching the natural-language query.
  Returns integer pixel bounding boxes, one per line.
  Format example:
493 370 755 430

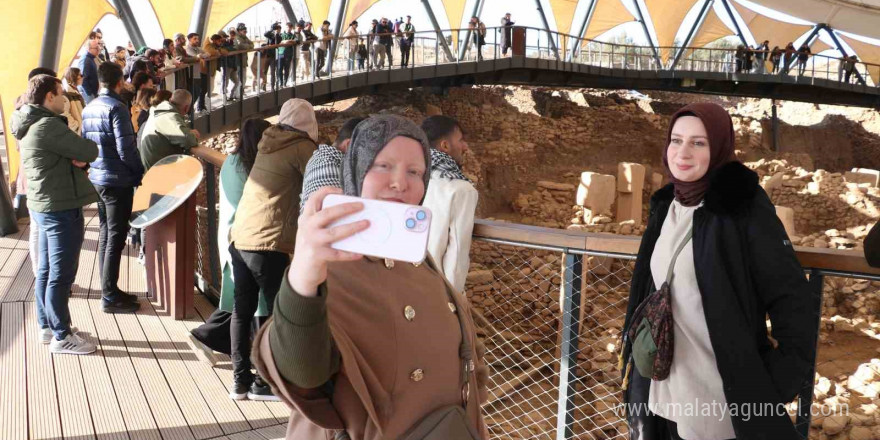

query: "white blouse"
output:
648 199 736 440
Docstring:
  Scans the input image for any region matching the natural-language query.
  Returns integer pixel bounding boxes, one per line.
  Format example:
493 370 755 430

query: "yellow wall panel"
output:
150 0 196 38
207 0 262 36
58 0 116 73
583 0 635 42
1 0 49 185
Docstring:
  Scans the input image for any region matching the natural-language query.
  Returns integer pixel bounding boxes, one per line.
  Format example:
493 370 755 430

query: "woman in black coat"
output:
621 103 817 440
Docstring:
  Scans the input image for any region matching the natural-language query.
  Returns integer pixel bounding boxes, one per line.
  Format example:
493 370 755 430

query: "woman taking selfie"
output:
621 103 815 440
253 115 489 439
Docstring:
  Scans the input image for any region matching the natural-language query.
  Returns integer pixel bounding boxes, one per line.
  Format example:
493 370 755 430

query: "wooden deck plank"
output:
0 225 31 302
128 237 148 299
0 303 27 440
147 299 254 435
190 295 281 428
72 211 100 300
113 303 196 440
68 299 129 440
254 424 287 439
23 303 63 440
225 430 266 440
0 222 28 272
51 305 98 440
134 301 225 439
86 298 162 440
7 253 34 302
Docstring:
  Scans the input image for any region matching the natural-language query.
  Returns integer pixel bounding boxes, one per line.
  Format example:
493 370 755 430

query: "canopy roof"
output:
3 0 880 184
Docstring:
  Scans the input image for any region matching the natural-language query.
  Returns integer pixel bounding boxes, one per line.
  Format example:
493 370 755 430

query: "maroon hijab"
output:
663 103 737 207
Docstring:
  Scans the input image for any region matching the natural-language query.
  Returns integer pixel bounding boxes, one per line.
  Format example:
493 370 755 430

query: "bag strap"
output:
664 224 694 284
425 256 473 404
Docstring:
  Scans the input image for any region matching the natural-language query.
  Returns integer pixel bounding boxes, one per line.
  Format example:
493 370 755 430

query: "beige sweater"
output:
648 200 736 440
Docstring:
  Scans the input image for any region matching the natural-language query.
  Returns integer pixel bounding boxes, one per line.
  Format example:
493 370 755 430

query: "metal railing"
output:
157 25 879 125
469 220 880 440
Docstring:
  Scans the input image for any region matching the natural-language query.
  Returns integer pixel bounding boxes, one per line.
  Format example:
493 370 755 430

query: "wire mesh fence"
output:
468 238 635 439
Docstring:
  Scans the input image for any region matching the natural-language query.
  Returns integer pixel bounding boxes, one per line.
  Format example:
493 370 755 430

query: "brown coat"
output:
253 256 489 439
230 125 316 253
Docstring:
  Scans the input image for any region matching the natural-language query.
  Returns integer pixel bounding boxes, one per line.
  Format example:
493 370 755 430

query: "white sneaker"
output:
41 326 79 344
49 333 96 355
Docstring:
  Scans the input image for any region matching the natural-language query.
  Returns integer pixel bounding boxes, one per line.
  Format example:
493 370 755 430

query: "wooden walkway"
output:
0 206 289 440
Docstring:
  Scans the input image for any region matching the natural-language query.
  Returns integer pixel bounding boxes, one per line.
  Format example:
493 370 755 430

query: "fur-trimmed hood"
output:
651 161 759 216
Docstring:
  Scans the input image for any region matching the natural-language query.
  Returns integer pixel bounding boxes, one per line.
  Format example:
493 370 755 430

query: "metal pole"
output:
109 0 146 49
189 0 213 37
457 0 486 61
631 0 662 67
569 0 598 61
421 0 455 62
39 0 68 69
719 0 749 46
279 0 298 24
555 252 583 440
771 99 779 152
534 0 560 61
326 0 350 76
670 0 714 70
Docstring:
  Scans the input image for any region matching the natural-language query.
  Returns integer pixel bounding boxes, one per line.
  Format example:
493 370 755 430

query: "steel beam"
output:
535 0 561 61
326 0 350 76
457 0 486 61
421 0 455 62
631 0 662 67
719 0 749 47
189 0 213 37
670 0 714 70
279 0 298 24
824 24 867 85
109 0 146 49
39 0 68 69
568 0 598 62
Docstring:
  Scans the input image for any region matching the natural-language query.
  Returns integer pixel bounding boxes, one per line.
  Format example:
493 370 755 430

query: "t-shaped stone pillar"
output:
576 172 616 224
616 162 646 227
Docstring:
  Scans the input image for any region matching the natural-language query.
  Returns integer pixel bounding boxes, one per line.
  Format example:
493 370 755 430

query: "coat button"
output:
410 369 424 382
404 305 415 321
448 302 457 313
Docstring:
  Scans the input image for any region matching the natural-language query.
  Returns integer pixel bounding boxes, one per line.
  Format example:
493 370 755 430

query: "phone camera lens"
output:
405 218 416 229
416 210 426 221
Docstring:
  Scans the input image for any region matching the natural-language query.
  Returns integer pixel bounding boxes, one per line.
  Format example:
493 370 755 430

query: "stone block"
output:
617 162 646 194
651 172 664 193
576 172 616 217
617 192 643 227
775 206 796 238
845 169 880 187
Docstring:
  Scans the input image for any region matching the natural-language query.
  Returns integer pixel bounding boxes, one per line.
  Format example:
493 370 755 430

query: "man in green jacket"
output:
11 74 99 355
138 89 201 171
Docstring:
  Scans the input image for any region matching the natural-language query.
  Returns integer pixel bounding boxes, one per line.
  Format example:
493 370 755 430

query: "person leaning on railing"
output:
621 103 815 440
252 115 490 439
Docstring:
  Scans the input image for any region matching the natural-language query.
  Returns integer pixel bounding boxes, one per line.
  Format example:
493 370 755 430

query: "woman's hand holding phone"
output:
288 187 370 297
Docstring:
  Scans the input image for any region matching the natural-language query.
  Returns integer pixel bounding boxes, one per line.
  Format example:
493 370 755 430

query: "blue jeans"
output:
31 208 85 341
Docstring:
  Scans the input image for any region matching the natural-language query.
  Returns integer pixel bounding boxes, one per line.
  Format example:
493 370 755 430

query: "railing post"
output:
555 251 583 440
204 162 220 291
796 268 825 439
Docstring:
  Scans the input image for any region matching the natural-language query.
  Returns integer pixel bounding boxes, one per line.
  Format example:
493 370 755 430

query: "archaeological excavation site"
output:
192 85 880 440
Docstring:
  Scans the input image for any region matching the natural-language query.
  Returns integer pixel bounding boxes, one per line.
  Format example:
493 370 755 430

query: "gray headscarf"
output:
342 115 432 202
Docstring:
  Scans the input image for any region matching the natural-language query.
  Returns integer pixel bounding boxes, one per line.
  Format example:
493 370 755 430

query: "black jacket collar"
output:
651 161 759 217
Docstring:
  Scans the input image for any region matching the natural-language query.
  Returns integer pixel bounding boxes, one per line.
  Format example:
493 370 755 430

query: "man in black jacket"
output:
264 23 282 90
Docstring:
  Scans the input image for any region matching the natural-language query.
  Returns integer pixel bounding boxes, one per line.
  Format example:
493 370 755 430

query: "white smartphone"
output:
322 194 433 263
